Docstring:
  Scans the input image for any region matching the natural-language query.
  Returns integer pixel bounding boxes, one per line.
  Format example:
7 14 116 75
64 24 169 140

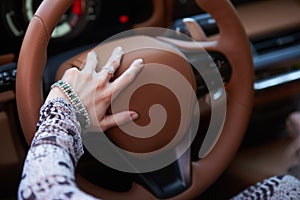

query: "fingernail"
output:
88 51 97 59
116 46 123 53
130 112 139 120
88 51 95 56
135 58 144 67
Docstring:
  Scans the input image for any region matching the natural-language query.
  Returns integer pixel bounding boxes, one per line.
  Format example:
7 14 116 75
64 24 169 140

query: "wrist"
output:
46 87 71 104
50 80 90 129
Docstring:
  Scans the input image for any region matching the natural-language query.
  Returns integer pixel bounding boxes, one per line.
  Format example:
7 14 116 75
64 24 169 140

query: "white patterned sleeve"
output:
231 175 300 200
18 97 99 200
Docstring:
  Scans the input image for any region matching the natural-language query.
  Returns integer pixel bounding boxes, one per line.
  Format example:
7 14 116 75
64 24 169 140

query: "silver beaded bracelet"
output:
50 80 91 129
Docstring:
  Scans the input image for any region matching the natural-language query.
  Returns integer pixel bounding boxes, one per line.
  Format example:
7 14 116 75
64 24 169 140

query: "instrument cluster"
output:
0 0 153 56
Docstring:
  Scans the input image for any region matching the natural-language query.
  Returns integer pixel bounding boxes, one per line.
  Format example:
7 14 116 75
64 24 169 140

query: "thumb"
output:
100 111 139 131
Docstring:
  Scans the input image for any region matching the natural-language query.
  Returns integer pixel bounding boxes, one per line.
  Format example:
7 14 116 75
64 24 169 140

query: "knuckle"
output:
111 60 119 67
64 67 79 77
96 81 106 90
100 124 108 132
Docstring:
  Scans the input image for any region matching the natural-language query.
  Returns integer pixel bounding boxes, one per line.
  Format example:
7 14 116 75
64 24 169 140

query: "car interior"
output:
0 0 300 199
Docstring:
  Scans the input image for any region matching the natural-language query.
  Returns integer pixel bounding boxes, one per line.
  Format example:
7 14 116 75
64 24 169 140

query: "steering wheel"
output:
16 0 254 199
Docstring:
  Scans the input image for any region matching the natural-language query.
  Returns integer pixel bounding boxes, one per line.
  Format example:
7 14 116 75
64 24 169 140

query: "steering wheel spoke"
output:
133 148 191 199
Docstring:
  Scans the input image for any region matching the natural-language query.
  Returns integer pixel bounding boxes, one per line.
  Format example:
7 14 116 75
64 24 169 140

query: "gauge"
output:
23 0 89 40
1 0 99 40
1 0 26 37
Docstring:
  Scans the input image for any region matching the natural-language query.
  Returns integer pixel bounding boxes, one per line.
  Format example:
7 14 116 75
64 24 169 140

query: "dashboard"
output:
0 0 153 56
0 0 256 56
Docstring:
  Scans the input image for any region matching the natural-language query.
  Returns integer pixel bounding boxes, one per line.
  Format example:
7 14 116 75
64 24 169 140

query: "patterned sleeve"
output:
231 175 300 200
18 97 100 200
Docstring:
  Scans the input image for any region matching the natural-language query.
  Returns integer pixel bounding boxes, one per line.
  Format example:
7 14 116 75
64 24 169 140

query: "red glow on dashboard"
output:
72 0 82 16
119 15 129 24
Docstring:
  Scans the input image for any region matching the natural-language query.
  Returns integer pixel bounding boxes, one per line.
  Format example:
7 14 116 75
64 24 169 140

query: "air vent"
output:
252 29 300 54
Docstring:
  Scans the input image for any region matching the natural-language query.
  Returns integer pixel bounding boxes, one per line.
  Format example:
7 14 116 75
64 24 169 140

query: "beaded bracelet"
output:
50 80 90 129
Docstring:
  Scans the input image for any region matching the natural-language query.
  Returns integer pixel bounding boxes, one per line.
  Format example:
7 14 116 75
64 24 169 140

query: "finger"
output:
82 51 98 72
61 67 80 86
100 46 123 80
110 58 144 101
100 111 139 131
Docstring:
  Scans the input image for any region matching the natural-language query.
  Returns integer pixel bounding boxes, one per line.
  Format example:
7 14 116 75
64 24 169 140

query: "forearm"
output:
18 97 98 200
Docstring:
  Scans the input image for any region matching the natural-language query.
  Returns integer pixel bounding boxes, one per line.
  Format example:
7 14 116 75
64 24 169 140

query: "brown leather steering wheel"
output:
16 0 253 199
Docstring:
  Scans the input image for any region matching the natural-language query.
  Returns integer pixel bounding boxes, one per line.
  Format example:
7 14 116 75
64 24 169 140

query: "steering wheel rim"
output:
16 0 254 199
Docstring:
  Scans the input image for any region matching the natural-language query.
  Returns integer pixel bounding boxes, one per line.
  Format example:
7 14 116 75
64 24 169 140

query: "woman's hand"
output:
46 46 144 131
